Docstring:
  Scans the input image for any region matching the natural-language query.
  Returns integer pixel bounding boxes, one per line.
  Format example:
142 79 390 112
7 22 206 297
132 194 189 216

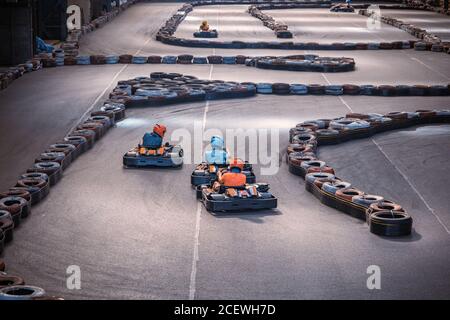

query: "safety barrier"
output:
359 9 449 53
0 54 356 92
104 73 449 109
248 5 293 39
246 55 355 72
404 0 450 15
287 110 450 237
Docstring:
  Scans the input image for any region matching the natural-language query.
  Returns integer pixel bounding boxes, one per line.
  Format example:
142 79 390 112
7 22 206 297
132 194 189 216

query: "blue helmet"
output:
210 136 224 149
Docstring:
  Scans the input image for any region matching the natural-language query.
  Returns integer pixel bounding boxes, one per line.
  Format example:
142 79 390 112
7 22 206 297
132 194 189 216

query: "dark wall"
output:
92 0 114 19
0 0 34 66
36 0 68 40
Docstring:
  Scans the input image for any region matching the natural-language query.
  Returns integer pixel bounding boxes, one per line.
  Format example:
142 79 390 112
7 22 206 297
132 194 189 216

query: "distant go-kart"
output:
191 162 256 187
194 29 219 38
330 4 355 12
197 183 278 213
123 143 184 168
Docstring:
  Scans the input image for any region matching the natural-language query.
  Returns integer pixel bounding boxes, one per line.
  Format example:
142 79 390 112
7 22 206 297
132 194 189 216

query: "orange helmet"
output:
153 124 167 137
229 158 244 172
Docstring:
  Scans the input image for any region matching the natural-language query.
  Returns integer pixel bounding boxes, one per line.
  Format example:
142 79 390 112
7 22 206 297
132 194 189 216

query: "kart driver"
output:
205 136 229 165
217 158 246 187
142 124 167 149
200 20 210 32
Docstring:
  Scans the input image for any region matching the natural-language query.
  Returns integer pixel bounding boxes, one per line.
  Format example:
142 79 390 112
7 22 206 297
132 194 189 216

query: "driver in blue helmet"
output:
205 136 229 165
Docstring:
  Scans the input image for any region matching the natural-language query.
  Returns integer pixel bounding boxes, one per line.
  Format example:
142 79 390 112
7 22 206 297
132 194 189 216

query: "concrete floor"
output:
1 3 450 300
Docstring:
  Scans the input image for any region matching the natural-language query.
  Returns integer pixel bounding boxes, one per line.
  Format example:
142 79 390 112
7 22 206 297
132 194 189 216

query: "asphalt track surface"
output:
1 3 450 300
381 8 450 41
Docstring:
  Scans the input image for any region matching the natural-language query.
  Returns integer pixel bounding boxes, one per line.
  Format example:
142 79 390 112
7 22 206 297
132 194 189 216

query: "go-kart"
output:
191 162 256 186
123 143 183 168
194 29 219 38
198 183 277 213
330 4 355 12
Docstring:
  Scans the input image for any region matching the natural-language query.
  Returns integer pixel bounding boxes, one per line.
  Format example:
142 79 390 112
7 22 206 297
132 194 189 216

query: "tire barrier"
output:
25 53 357 74
27 162 62 187
0 210 14 243
287 109 450 236
246 55 355 72
0 196 30 228
404 0 450 15
0 189 31 220
248 5 293 39
359 9 448 53
105 72 450 109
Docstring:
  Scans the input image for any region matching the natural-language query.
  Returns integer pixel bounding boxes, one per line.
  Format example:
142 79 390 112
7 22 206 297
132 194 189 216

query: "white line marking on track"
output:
188 63 214 300
66 29 154 135
408 56 450 81
336 96 449 235
371 139 450 235
67 64 129 135
189 202 203 300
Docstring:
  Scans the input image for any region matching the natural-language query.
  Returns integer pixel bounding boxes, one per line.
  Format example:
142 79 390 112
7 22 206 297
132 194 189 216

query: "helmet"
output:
153 124 167 137
210 136 224 149
229 158 244 172
202 21 208 25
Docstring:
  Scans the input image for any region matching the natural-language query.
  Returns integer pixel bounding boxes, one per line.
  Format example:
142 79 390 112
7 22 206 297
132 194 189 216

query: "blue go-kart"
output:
194 30 219 38
123 143 184 168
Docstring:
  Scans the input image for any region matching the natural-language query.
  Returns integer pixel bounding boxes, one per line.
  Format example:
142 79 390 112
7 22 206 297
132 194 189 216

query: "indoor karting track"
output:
1 2 450 300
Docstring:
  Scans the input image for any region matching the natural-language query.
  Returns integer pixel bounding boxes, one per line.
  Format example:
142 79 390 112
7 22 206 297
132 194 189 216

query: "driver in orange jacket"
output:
217 158 246 187
200 21 210 32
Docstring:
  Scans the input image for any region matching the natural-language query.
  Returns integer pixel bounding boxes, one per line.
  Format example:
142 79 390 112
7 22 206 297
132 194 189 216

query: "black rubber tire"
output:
0 188 31 219
0 285 45 300
63 136 88 156
369 210 413 237
0 230 4 255
15 178 49 205
0 210 14 242
0 197 26 228
27 162 62 186
0 274 25 288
